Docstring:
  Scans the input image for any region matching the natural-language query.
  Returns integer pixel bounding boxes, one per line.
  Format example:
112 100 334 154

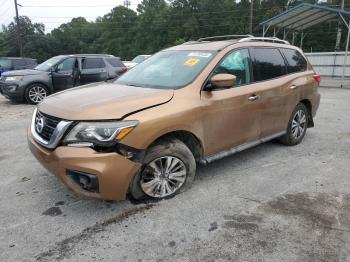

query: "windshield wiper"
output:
125 83 144 87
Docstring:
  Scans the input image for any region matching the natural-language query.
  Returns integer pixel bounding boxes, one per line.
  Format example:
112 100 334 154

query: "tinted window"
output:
12 59 26 67
281 48 307 73
214 49 252 86
82 58 105 69
106 58 124 67
252 48 287 81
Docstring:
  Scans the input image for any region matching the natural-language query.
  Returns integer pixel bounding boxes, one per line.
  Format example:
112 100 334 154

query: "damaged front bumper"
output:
28 129 142 201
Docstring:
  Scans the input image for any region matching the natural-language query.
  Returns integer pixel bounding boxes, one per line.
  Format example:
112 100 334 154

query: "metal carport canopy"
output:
260 3 350 88
260 3 350 32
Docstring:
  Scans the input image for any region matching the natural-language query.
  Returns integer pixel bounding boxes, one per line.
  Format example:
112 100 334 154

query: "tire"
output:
129 138 196 200
24 83 49 104
279 103 309 146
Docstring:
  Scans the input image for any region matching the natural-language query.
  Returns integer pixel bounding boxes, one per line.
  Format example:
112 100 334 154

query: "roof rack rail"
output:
197 35 253 42
238 37 290 45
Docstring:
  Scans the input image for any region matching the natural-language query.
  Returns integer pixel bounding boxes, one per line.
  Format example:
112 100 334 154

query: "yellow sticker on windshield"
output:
184 58 200 67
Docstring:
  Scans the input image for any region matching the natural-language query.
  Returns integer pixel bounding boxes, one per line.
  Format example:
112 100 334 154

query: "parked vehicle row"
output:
27 35 321 201
0 54 127 104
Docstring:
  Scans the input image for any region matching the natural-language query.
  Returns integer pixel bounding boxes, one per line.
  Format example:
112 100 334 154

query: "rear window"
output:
105 58 124 67
252 48 287 81
82 58 106 69
281 48 307 73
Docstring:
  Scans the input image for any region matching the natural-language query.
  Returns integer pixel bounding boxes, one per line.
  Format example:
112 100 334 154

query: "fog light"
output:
67 170 99 193
5 85 17 92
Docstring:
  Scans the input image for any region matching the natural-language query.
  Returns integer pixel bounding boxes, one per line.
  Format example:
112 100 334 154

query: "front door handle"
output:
290 85 298 89
248 94 260 102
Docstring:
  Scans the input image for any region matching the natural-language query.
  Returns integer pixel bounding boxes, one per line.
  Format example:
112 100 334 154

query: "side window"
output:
56 58 76 72
82 58 105 69
214 49 252 86
252 48 287 81
12 59 26 68
281 48 307 73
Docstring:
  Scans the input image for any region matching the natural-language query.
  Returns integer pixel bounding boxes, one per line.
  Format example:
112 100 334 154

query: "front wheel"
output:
279 103 309 146
25 84 49 104
129 138 196 200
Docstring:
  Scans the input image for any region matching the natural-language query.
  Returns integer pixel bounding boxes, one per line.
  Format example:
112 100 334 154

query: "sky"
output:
0 0 142 32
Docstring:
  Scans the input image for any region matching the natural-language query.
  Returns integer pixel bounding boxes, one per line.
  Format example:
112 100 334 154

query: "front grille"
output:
35 111 61 141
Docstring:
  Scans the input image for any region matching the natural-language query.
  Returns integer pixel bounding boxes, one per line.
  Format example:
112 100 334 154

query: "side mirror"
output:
210 73 236 89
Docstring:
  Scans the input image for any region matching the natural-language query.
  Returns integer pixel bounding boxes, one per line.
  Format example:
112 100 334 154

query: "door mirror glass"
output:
210 73 236 89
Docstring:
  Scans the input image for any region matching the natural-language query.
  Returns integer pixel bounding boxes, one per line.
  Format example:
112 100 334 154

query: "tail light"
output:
121 67 128 73
313 72 321 86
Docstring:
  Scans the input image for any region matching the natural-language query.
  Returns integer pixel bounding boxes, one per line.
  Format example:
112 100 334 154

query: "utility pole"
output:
335 0 345 50
250 0 254 35
123 0 131 8
14 0 23 57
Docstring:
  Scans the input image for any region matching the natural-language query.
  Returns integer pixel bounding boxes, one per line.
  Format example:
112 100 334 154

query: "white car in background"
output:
123 55 151 69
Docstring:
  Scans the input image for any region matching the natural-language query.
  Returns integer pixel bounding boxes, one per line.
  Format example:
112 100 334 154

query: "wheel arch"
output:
148 130 204 162
300 99 314 127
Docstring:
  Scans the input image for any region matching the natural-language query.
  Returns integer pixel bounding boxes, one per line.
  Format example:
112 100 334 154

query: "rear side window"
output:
82 58 106 69
105 58 124 67
12 59 26 67
252 48 287 81
281 48 307 73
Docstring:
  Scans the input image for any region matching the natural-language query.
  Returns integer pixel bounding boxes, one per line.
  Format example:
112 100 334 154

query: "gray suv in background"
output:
0 54 127 104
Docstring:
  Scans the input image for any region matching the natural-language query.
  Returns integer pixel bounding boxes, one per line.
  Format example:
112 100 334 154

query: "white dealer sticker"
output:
188 52 212 58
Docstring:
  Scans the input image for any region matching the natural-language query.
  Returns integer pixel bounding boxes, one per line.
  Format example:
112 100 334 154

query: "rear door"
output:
80 57 108 84
201 48 262 155
250 47 295 138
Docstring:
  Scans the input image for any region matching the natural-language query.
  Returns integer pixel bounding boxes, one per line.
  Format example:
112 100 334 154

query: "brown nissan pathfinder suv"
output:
28 36 321 201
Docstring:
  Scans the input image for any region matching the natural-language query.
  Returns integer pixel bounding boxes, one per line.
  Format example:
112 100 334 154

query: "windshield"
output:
117 51 214 89
35 56 63 71
0 59 11 68
131 55 149 63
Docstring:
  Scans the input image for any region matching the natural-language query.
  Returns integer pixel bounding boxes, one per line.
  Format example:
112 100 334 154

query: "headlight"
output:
5 76 23 82
63 121 138 146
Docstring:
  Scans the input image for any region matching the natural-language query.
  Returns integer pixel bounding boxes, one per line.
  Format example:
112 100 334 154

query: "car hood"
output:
38 82 174 120
2 69 45 76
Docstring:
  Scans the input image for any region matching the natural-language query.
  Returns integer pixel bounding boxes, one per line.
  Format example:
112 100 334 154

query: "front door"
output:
52 57 77 91
201 48 262 156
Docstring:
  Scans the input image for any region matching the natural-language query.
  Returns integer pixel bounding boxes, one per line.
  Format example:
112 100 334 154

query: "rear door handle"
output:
290 85 298 89
248 94 260 101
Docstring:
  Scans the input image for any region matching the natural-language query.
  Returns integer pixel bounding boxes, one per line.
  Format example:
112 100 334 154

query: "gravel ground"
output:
0 87 350 262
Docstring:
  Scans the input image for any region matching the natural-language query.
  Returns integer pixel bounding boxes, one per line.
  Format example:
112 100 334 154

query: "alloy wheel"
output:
28 86 47 103
291 109 307 139
140 156 187 198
